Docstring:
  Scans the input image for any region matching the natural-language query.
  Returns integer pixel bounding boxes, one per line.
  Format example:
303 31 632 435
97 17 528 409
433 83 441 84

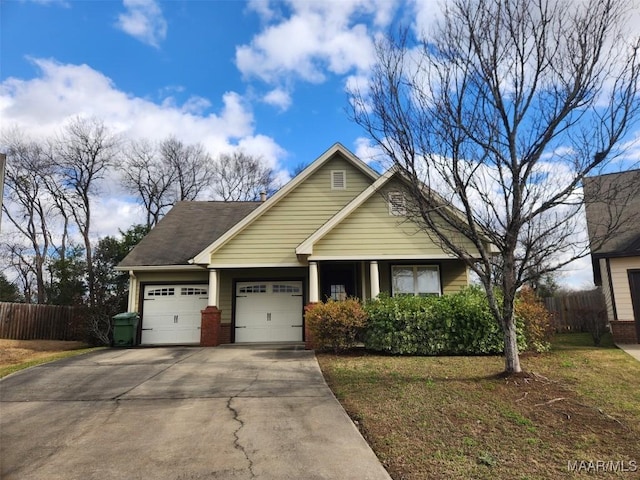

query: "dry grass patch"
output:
317 334 640 479
0 339 98 378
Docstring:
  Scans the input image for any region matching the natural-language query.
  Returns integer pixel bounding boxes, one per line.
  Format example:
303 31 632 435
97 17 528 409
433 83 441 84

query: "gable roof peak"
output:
191 142 380 265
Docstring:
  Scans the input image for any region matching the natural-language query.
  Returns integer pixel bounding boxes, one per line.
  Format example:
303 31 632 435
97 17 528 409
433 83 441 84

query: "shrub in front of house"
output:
305 298 368 353
514 287 554 352
364 287 527 355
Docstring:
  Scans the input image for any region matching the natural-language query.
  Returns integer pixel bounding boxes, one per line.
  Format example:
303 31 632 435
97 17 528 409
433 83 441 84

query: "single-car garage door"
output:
141 284 208 345
235 281 303 342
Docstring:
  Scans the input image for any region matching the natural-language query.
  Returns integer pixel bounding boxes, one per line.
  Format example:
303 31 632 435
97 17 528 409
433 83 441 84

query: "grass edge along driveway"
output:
317 334 640 480
0 339 101 378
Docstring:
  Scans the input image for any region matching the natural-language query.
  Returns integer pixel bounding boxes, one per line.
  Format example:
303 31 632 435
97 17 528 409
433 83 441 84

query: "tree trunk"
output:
503 319 522 374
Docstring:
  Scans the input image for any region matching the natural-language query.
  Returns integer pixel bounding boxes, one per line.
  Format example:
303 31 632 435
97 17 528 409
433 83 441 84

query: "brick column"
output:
201 306 222 347
610 320 639 344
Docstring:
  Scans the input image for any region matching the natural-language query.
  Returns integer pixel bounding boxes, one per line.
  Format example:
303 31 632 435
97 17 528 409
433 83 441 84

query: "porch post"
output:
127 271 138 312
208 269 219 306
202 268 221 347
309 261 319 303
370 261 380 299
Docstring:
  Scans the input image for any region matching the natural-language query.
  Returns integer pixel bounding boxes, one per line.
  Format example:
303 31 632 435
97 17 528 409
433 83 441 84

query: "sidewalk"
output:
617 343 640 362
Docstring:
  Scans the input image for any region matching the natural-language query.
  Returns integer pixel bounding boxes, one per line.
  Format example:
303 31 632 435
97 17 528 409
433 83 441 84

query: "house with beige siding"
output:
117 143 481 346
584 169 640 344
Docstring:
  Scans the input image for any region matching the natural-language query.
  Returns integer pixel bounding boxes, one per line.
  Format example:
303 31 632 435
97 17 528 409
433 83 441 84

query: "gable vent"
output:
388 192 406 216
331 170 346 190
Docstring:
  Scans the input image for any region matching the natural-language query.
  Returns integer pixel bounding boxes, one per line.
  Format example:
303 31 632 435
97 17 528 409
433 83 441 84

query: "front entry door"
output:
628 270 640 344
320 263 357 301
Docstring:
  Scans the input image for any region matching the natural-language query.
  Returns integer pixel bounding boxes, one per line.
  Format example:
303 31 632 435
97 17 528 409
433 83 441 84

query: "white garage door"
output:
141 285 208 345
235 281 303 342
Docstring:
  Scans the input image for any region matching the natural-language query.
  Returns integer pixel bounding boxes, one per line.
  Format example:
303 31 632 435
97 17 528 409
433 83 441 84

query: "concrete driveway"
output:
0 345 391 480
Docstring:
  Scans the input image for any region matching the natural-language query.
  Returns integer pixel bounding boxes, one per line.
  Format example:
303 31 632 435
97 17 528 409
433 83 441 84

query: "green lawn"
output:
317 334 640 479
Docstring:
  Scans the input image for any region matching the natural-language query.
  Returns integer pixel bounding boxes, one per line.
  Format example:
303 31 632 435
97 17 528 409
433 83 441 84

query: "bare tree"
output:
120 136 215 226
159 136 213 201
53 117 120 308
1 132 55 303
212 151 279 201
350 0 640 373
2 244 38 303
121 139 176 228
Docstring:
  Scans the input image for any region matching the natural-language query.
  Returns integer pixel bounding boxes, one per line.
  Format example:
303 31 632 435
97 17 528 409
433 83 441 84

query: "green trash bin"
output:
112 312 140 347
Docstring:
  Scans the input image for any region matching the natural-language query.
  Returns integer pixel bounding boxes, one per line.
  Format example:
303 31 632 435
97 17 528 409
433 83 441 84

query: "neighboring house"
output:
584 169 640 344
117 143 484 347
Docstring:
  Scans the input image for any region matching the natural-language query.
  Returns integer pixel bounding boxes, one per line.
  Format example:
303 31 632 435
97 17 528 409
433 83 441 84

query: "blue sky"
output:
2 0 639 289
1 0 401 170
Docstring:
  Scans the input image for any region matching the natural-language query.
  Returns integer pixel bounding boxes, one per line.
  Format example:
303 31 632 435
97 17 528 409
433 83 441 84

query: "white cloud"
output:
263 88 292 111
90 197 146 239
0 58 257 150
246 0 278 22
353 136 387 167
558 256 595 290
0 58 289 238
115 0 167 48
237 0 400 94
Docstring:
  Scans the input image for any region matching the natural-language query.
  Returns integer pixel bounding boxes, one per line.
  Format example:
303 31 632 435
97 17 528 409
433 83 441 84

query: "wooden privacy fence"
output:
0 302 86 341
543 289 607 333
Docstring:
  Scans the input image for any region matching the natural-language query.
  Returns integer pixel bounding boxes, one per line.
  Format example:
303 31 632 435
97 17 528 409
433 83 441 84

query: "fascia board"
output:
113 265 205 272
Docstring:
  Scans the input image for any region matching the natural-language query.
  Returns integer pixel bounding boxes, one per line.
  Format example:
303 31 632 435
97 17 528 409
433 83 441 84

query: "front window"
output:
392 265 441 296
330 284 347 301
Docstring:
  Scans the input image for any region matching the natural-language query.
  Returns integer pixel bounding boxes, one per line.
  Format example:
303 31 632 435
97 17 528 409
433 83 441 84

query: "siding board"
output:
211 155 374 265
313 181 478 257
609 257 640 321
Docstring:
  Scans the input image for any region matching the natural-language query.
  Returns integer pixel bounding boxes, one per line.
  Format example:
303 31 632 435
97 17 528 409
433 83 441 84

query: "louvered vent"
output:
388 192 406 216
331 170 346 190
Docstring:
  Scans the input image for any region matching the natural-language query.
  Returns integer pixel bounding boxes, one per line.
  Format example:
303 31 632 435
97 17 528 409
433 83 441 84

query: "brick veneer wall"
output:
609 321 639 344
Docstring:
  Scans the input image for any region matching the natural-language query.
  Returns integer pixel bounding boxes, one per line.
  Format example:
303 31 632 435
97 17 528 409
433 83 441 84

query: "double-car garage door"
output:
141 281 303 345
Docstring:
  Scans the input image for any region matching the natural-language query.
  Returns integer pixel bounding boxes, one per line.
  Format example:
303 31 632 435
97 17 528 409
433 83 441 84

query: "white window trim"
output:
331 170 347 190
388 192 406 216
391 265 442 296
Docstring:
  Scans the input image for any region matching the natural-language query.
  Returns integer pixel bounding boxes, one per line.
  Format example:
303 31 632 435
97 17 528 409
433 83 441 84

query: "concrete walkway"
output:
0 345 391 480
617 343 640 362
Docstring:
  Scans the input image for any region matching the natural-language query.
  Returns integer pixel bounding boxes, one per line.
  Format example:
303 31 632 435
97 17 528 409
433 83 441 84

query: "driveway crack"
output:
226 373 259 478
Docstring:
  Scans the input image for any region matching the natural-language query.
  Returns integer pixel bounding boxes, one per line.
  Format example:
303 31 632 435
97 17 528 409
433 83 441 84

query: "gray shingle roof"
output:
584 169 640 256
118 201 261 267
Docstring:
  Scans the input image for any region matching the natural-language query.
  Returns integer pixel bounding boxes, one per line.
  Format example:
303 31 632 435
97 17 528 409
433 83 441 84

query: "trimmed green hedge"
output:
364 287 527 355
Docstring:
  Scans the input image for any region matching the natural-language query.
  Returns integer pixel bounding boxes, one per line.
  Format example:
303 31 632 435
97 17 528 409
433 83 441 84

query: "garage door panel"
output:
141 284 207 345
235 281 303 343
236 325 302 342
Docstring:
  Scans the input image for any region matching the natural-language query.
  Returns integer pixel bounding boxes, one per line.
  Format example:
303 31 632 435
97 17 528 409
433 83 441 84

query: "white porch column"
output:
370 261 380 299
208 269 219 306
128 271 138 312
309 261 319 303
